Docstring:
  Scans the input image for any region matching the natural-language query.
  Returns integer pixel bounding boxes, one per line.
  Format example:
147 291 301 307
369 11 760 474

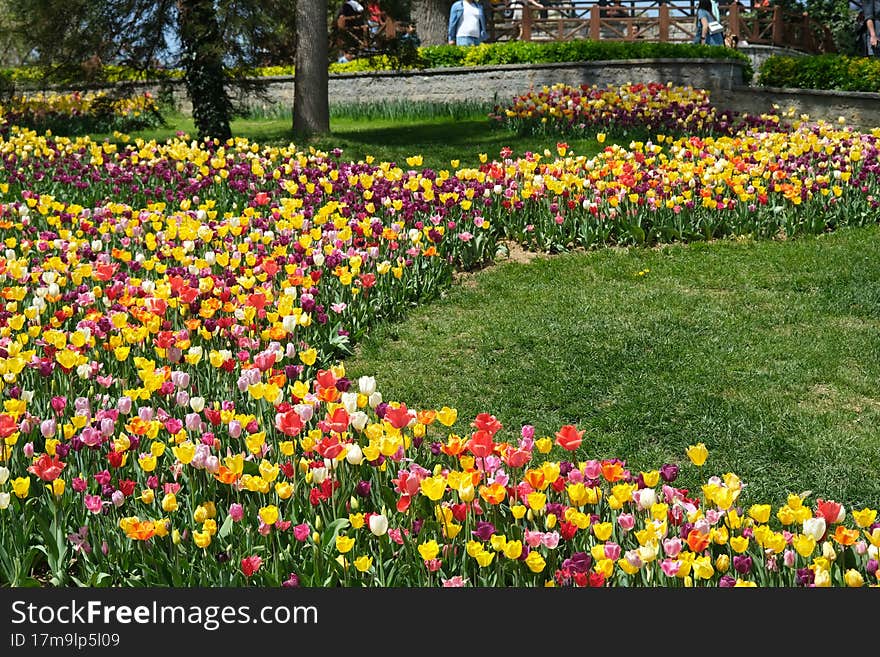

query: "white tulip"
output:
0 492 9 509
635 488 657 510
341 392 358 414
0 465 9 485
369 514 388 537
345 444 364 466
189 396 205 413
802 517 826 541
358 376 377 396
350 412 369 432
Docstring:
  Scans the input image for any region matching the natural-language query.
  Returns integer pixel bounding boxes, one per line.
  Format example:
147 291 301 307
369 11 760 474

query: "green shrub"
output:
0 39 753 86
759 54 880 92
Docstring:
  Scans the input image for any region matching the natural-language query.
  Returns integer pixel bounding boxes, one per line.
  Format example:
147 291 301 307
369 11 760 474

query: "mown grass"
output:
344 229 880 510
98 107 880 510
96 101 603 172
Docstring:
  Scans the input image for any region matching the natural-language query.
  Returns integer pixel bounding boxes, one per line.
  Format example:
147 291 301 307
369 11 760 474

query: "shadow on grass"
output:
307 118 507 168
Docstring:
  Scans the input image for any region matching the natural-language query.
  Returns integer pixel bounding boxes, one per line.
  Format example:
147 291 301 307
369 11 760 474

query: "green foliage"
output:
178 0 233 142
418 39 753 82
759 54 880 92
804 0 864 55
328 98 496 121
0 38 755 84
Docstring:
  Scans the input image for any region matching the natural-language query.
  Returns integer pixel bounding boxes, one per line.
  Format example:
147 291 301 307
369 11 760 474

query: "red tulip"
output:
0 414 18 438
555 425 584 451
384 404 413 430
27 453 66 482
468 430 495 459
471 413 502 436
241 555 263 578
276 410 303 437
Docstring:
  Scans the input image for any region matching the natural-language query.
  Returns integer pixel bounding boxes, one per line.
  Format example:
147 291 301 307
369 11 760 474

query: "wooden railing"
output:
487 1 836 53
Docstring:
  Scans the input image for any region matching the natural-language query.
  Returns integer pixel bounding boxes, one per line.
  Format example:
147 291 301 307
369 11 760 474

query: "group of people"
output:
446 0 733 48
340 1 880 60
334 0 420 63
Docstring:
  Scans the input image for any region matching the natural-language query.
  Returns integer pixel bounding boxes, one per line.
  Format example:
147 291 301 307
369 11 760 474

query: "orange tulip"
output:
832 525 859 546
600 460 626 483
524 468 546 491
440 435 466 457
213 465 239 485
686 529 710 553
479 482 507 505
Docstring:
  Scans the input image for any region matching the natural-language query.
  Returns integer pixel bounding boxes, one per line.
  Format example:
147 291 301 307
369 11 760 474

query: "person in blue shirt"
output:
693 0 724 46
448 0 489 46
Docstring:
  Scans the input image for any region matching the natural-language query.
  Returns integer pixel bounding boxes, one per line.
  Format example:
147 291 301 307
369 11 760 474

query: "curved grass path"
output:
345 227 880 510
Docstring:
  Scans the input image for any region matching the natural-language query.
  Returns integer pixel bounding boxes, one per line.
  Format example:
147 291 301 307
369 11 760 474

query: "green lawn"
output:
103 110 880 510
344 230 880 510
101 104 603 172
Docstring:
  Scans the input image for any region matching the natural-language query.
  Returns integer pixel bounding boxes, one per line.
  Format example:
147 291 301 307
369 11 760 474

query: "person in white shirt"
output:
448 0 489 46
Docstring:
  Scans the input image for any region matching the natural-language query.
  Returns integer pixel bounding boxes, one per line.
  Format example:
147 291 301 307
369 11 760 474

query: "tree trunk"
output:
411 0 454 46
293 0 330 137
178 0 233 143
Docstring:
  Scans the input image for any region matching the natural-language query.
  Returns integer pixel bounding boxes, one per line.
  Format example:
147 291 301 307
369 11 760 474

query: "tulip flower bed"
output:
0 90 164 137
492 82 789 139
1 96 880 586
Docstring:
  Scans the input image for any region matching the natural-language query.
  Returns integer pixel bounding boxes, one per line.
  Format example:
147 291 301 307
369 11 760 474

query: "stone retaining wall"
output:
222 58 747 115
35 57 880 132
716 85 880 131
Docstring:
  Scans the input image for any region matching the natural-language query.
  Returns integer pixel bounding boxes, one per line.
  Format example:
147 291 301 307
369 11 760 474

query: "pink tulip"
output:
84 494 103 514
293 523 310 542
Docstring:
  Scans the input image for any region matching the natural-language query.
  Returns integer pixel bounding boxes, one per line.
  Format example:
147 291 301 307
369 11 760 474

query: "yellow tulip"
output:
852 507 877 528
525 550 546 573
161 493 178 513
474 549 495 568
335 535 355 554
420 475 446 501
11 476 30 498
418 540 439 561
354 555 373 573
193 530 211 549
503 540 523 560
592 522 613 541
258 505 279 526
844 569 864 587
685 443 708 466
748 504 772 524
730 535 749 553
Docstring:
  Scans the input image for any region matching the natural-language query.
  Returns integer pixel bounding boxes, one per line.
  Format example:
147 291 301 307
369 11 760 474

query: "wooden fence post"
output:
659 4 669 42
771 6 783 46
590 5 601 40
522 2 533 41
728 3 740 38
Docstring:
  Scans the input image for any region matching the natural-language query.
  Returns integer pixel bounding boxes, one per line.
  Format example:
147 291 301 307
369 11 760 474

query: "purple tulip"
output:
733 554 752 575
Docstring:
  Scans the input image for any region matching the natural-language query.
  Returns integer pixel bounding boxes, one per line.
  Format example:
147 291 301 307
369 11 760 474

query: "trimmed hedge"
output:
2 39 753 88
758 54 880 93
332 39 753 82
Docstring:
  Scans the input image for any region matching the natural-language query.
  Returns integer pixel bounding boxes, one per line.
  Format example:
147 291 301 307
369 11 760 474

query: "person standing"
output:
597 0 628 39
865 0 880 56
335 0 367 62
448 0 489 46
693 0 724 45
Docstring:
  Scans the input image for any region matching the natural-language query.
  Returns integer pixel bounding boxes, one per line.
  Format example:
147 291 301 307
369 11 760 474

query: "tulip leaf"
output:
321 517 351 545
628 224 646 244
219 514 234 539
